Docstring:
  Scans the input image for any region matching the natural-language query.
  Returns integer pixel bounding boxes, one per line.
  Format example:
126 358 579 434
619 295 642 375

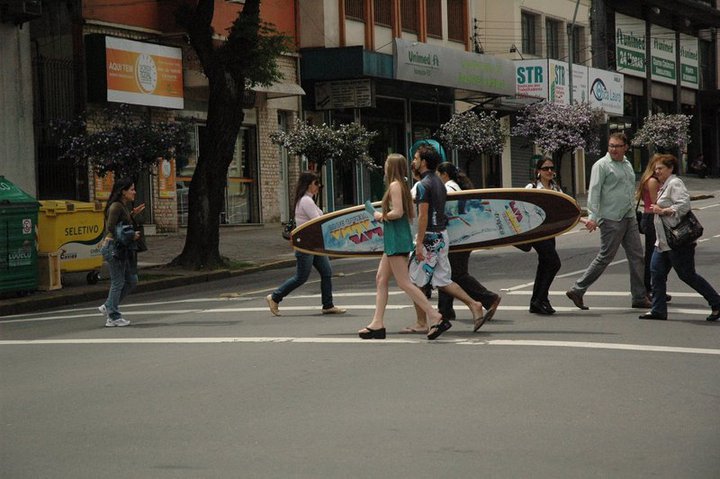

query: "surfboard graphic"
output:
291 188 581 257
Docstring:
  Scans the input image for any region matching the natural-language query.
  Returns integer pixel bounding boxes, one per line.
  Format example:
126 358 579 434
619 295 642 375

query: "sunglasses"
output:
539 166 555 171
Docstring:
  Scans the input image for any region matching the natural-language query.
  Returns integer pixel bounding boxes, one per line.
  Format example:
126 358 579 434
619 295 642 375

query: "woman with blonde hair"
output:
636 155 663 299
358 154 443 339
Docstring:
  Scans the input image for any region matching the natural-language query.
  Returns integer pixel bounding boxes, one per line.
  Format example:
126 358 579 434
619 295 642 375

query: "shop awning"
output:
252 82 306 99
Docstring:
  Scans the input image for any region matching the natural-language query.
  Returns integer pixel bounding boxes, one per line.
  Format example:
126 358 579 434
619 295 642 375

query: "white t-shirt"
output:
295 193 323 226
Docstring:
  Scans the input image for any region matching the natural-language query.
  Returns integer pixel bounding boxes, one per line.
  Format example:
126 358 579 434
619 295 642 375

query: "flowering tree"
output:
54 104 192 180
270 120 379 171
435 110 505 156
631 113 692 152
512 101 605 156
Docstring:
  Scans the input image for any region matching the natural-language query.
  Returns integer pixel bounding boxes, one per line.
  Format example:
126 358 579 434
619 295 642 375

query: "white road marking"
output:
0 337 718 356
3 301 713 324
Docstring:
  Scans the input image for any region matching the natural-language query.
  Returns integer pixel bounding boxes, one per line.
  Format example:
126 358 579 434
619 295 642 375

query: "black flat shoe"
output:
707 311 720 322
638 312 667 320
529 302 553 315
542 300 556 314
358 327 386 339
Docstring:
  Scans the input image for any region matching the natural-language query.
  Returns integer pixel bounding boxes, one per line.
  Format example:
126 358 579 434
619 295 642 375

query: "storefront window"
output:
176 124 259 226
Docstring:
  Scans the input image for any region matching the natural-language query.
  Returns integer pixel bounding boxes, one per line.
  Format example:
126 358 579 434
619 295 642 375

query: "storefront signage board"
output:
394 38 515 96
314 79 374 110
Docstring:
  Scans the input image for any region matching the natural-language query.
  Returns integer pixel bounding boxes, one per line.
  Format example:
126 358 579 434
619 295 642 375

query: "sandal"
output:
399 326 429 334
427 319 452 340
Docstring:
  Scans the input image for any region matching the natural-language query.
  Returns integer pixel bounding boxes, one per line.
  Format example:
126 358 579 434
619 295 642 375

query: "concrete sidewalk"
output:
1 174 718 317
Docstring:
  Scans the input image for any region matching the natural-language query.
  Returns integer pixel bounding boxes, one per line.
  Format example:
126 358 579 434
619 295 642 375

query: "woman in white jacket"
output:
639 154 720 321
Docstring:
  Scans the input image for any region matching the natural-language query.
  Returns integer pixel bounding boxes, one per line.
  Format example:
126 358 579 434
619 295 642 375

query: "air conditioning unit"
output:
1 0 42 25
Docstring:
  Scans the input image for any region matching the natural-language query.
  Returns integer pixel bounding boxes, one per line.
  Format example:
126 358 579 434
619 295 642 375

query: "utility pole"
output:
567 0 581 194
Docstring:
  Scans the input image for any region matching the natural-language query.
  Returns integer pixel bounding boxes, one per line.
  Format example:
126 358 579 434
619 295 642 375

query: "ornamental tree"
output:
631 113 692 152
512 101 605 156
435 110 505 156
54 104 192 181
270 120 379 171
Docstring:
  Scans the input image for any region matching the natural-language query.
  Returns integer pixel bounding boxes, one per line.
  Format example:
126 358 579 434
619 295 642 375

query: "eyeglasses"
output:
539 166 555 171
608 144 626 149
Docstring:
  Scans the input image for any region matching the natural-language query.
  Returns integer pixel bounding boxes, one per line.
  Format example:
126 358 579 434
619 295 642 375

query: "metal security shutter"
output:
510 135 534 187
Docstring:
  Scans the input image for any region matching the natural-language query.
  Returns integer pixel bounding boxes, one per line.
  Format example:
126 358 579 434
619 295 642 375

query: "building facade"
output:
26 0 303 231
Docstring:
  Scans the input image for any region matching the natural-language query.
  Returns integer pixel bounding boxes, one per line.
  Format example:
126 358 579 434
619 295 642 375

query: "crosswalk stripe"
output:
1 337 718 356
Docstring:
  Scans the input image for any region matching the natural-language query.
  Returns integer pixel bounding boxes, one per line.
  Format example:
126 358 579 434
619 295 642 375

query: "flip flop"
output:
399 326 429 334
427 319 452 340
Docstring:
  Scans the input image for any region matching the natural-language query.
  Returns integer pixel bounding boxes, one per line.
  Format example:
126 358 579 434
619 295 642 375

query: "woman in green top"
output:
358 154 443 339
99 177 145 327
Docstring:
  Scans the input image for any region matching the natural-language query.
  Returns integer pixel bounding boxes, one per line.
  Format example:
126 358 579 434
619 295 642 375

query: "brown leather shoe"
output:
631 298 652 309
566 290 589 310
322 306 346 315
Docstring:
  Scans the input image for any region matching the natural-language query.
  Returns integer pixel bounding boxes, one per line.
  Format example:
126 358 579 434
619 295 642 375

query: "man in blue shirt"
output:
566 133 650 310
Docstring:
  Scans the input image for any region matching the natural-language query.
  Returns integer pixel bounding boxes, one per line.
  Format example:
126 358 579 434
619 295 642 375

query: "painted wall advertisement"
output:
615 13 698 89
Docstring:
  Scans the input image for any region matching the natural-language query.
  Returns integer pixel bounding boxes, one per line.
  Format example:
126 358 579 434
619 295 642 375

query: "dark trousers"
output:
438 251 497 318
530 238 561 305
641 212 656 294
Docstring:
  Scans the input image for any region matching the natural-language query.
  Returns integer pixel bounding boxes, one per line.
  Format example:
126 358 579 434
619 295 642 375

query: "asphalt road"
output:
2 195 720 478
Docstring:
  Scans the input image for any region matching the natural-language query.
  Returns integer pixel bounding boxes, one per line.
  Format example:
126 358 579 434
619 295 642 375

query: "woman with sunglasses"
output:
266 171 346 316
522 157 562 315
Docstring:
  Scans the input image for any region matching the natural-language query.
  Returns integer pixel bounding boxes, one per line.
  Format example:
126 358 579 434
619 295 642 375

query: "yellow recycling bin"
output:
38 200 105 284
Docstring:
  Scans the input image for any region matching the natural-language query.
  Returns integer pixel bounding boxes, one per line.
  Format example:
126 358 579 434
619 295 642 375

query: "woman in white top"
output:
266 171 346 316
640 154 720 321
522 157 562 315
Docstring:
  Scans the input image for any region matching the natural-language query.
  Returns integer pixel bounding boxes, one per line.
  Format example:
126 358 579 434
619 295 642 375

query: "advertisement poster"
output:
679 33 699 89
615 13 647 78
105 37 184 109
650 24 677 85
94 172 114 201
158 159 176 199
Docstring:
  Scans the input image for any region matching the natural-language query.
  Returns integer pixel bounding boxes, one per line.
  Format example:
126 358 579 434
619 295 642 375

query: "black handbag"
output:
663 211 703 249
635 199 644 235
281 218 296 240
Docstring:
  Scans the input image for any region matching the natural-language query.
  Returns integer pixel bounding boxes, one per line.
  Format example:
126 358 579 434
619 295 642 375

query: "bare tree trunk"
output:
171 0 260 269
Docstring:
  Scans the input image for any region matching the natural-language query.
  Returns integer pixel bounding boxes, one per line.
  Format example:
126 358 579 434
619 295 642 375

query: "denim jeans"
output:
571 217 646 302
101 241 138 320
271 251 334 309
650 243 720 316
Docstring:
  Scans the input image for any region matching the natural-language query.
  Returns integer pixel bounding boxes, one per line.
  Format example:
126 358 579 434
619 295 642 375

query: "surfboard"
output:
290 188 581 257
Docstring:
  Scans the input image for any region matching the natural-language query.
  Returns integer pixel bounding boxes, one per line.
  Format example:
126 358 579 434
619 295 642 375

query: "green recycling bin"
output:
0 176 39 295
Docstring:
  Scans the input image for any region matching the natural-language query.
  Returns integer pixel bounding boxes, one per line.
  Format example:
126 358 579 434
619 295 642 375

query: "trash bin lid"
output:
0 176 39 208
39 200 104 214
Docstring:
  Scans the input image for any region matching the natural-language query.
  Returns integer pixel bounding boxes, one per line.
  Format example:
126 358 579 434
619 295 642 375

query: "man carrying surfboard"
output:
565 132 650 310
408 144 486 339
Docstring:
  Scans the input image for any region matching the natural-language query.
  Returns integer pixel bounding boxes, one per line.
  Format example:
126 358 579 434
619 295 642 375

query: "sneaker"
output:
98 304 108 317
105 317 130 327
266 294 281 316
